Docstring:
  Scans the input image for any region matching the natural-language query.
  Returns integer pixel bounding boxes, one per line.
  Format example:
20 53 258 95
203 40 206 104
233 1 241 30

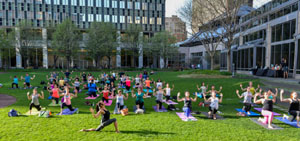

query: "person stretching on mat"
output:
203 92 223 120
280 89 300 127
125 77 131 92
254 89 277 129
236 87 253 116
240 81 260 95
59 87 78 115
21 73 35 89
135 74 141 88
112 90 129 114
80 101 119 133
27 88 44 115
49 84 62 104
206 85 222 98
164 83 174 101
177 91 197 117
144 77 152 95
131 88 148 112
10 76 19 89
196 82 208 98
99 86 111 103
153 86 166 111
73 78 81 92
87 79 97 97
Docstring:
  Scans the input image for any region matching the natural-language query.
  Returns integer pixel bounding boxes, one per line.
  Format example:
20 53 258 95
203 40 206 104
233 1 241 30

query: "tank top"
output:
103 91 109 99
184 98 192 108
116 95 124 105
64 94 71 105
52 89 59 98
136 93 144 102
156 91 163 101
166 88 171 96
74 81 80 87
210 98 219 109
145 80 151 87
289 99 300 112
101 109 110 123
13 78 18 84
250 87 255 95
126 80 131 86
262 99 273 111
31 95 39 105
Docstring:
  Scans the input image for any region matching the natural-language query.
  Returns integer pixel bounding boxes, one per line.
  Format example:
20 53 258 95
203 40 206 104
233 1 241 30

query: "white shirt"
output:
210 97 219 109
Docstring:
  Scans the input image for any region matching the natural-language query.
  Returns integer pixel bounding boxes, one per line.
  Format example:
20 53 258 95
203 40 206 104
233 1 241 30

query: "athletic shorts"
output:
25 82 30 87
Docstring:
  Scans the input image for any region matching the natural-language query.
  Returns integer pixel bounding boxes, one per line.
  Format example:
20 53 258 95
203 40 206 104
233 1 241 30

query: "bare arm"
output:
27 92 31 100
39 91 44 99
240 84 246 91
280 89 290 103
177 92 184 102
219 94 223 103
236 90 243 99
192 94 197 102
90 107 102 118
254 94 263 104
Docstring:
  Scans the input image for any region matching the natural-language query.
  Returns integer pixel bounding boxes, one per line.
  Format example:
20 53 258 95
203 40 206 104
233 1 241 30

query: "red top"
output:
103 91 109 99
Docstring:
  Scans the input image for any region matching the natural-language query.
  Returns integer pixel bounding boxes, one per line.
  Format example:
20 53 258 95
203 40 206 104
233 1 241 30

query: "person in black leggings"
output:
280 89 300 127
80 101 119 133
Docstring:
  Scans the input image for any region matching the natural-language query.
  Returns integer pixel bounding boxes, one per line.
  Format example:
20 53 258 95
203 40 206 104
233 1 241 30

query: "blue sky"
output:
166 0 273 17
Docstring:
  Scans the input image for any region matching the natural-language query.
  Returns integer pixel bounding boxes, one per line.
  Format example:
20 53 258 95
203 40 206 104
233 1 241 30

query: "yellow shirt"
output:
59 80 65 86
250 87 255 95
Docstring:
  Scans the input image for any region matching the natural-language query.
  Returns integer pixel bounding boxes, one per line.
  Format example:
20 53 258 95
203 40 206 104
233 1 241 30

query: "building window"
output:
96 14 102 22
271 19 295 43
150 17 154 24
135 16 141 24
88 0 93 6
88 14 94 22
79 0 85 6
81 14 86 22
112 0 117 8
62 0 68 5
135 2 140 10
54 0 60 5
142 3 147 10
128 2 132 9
112 15 117 23
71 0 77 6
142 17 147 24
104 15 110 22
104 0 110 8
157 4 162 11
157 17 162 25
45 0 51 4
96 0 101 7
120 16 125 23
127 16 132 23
120 1 125 9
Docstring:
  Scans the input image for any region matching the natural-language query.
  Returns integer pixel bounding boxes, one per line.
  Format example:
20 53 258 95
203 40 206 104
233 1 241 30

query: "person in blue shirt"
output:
21 73 35 89
10 76 19 89
88 79 98 97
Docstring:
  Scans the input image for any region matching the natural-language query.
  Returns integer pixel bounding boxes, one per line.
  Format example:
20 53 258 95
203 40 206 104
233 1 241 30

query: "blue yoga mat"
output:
275 117 300 128
143 89 153 93
235 108 261 117
57 108 78 115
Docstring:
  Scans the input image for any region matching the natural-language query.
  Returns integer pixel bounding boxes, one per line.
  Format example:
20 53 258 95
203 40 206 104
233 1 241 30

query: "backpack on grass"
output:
8 109 19 117
39 110 51 118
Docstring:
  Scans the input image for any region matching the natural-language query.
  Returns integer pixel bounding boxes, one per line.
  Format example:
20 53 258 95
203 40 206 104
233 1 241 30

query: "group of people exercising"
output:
10 70 300 132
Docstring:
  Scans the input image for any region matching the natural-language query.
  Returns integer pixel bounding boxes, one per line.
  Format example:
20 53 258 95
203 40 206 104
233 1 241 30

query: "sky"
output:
166 0 273 17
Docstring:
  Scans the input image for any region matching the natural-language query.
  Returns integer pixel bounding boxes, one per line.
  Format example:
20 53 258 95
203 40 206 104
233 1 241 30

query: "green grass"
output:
0 71 299 140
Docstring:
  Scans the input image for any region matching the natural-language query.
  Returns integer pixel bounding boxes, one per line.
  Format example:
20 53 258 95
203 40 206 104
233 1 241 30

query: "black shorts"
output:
102 97 109 103
126 86 130 91
29 103 41 111
156 100 162 105
25 82 30 87
209 106 218 114
75 87 80 91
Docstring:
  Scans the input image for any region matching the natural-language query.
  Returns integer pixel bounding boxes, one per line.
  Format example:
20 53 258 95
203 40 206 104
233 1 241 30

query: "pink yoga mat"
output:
85 95 100 100
108 96 113 99
163 100 178 105
153 105 167 112
176 112 197 121
104 100 113 106
254 108 281 116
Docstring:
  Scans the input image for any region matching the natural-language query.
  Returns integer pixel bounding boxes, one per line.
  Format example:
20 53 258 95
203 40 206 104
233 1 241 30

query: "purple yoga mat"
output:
85 94 100 100
176 112 197 121
152 105 167 112
163 100 178 105
254 108 281 116
275 117 300 128
57 108 78 115
104 100 113 106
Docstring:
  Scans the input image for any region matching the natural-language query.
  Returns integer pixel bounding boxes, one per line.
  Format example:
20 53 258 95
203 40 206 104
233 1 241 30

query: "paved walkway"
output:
0 94 16 108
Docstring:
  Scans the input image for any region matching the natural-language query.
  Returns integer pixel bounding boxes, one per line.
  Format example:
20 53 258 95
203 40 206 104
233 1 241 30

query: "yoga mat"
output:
104 100 113 106
202 112 224 120
48 101 62 107
176 112 197 121
108 96 113 99
152 105 168 112
275 117 300 128
25 109 40 116
57 108 79 115
85 94 100 100
143 89 153 93
250 118 283 130
240 101 259 107
235 108 261 117
254 108 281 116
163 100 178 105
123 89 131 93
133 106 145 112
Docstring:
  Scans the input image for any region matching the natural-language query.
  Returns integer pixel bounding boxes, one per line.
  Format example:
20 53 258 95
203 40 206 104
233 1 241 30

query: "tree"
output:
52 19 80 69
179 0 251 71
86 22 117 68
122 24 143 67
0 29 15 69
150 31 178 68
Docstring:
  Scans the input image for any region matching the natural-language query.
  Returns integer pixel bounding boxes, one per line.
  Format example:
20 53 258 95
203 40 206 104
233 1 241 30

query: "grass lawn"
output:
0 70 299 141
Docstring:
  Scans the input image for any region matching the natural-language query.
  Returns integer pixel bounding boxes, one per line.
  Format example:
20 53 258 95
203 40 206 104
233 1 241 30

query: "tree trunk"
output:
108 56 111 69
227 50 231 72
210 55 214 70
54 56 58 69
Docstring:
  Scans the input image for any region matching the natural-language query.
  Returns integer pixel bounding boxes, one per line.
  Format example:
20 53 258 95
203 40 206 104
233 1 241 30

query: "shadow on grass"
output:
106 130 176 135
